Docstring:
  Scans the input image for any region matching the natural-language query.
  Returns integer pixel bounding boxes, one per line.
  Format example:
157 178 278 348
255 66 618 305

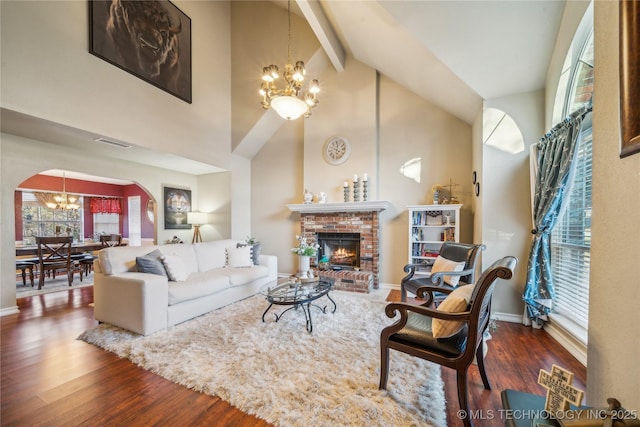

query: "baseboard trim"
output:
0 306 20 317
491 311 524 323
378 282 399 291
544 321 588 367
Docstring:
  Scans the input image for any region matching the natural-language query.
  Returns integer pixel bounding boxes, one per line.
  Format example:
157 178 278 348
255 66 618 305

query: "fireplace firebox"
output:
317 232 361 269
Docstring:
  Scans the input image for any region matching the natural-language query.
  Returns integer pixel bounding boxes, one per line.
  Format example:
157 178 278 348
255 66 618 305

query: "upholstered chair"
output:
380 256 517 427
401 242 484 303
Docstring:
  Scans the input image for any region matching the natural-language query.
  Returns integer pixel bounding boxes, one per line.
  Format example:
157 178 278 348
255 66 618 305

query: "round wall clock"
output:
323 136 351 165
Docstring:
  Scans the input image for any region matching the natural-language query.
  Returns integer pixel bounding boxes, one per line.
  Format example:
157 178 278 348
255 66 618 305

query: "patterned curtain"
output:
523 106 590 327
90 197 122 214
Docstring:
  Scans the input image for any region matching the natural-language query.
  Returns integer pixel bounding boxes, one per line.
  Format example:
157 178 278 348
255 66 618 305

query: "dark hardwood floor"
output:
1 287 586 426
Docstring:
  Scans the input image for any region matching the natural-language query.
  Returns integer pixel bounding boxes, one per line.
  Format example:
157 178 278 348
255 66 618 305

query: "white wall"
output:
1 0 231 169
0 134 199 312
588 0 640 409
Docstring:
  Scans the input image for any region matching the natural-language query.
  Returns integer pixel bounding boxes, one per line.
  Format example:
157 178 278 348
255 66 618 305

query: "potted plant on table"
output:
291 235 319 278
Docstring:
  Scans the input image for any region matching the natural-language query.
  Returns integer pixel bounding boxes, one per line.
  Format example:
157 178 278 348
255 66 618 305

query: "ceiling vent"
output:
93 137 132 149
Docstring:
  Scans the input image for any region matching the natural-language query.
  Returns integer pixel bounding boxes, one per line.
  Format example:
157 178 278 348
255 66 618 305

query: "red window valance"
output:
90 197 122 214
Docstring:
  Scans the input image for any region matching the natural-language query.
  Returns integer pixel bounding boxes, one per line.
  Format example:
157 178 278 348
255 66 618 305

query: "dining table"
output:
15 241 124 257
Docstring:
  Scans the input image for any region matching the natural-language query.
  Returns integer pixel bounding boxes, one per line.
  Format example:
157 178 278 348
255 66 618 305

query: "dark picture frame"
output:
619 0 640 157
89 0 192 103
163 186 192 230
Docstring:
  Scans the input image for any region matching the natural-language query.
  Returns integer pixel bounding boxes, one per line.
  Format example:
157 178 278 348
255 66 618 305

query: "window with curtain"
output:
549 27 593 341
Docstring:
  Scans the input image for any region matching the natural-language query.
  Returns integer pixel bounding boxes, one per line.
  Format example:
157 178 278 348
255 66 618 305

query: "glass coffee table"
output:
260 278 336 333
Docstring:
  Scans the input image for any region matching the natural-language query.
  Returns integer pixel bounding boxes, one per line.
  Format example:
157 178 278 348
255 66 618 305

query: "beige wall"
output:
1 0 232 170
250 56 474 282
589 0 640 409
251 121 305 275
483 90 545 316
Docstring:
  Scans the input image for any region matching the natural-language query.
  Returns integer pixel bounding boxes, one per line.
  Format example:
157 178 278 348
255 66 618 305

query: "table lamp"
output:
187 212 208 243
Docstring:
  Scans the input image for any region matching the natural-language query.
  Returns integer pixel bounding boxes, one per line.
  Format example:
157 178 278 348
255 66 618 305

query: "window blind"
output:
550 130 592 329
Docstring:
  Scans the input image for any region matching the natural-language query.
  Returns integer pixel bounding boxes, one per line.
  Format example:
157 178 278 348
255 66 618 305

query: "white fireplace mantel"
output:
286 201 392 213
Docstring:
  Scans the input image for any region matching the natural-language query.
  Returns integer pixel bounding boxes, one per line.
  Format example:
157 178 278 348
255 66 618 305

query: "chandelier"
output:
46 171 80 210
259 0 320 120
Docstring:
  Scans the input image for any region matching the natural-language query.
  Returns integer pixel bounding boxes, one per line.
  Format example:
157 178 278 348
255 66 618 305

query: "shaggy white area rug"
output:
79 290 446 427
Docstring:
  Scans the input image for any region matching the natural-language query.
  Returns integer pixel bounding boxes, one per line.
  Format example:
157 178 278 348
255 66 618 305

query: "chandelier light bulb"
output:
258 0 319 120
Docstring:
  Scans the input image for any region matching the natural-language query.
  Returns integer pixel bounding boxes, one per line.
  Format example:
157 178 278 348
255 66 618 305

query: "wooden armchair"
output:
401 242 484 303
36 236 74 290
380 256 517 427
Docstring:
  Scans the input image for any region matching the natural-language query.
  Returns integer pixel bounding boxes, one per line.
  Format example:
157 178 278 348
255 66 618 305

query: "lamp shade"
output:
271 95 308 120
187 212 208 225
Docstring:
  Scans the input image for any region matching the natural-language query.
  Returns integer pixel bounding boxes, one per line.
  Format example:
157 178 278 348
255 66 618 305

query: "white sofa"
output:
93 240 277 335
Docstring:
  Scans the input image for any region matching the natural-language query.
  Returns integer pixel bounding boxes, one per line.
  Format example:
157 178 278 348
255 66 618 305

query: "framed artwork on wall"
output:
619 0 640 158
89 0 192 103
163 186 192 230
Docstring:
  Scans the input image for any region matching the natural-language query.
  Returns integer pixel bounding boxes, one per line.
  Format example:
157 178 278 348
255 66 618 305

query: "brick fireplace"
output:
287 201 390 293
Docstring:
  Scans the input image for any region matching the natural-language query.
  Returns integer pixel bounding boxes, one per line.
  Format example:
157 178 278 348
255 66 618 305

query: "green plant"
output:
246 236 260 245
291 235 319 257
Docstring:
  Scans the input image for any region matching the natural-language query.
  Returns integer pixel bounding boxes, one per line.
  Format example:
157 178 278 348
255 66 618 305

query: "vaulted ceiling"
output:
291 0 567 123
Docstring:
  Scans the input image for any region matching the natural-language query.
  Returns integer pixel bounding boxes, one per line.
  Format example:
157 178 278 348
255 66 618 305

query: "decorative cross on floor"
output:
538 364 584 414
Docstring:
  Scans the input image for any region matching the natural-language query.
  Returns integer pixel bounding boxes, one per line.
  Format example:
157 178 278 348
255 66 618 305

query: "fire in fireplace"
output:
317 232 361 269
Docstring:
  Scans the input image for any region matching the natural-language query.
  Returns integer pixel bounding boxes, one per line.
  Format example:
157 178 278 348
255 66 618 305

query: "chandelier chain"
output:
259 0 320 120
287 0 291 65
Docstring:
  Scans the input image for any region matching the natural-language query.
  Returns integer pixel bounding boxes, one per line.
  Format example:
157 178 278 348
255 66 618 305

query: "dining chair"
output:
36 236 74 290
380 256 517 427
100 234 123 247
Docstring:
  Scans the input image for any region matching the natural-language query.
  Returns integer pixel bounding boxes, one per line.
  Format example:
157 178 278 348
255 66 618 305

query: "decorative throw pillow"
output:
136 249 168 277
226 245 253 268
431 255 466 286
431 284 474 338
161 255 189 281
236 243 261 265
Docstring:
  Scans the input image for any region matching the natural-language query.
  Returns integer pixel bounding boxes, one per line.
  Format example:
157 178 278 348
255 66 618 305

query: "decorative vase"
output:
297 255 311 278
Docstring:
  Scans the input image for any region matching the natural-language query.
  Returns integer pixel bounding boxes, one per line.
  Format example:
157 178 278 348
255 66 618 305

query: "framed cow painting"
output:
89 0 192 103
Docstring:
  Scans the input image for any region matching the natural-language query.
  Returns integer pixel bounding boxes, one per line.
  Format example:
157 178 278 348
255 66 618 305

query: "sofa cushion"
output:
99 245 163 275
225 265 270 287
161 255 189 281
136 249 168 277
157 244 198 274
226 246 253 268
167 271 230 305
193 241 230 271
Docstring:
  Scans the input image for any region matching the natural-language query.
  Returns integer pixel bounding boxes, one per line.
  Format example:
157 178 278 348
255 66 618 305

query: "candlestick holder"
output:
363 181 368 201
343 186 350 202
353 180 360 202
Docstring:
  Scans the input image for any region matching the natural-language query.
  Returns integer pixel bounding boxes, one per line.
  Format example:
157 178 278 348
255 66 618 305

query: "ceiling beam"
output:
296 0 345 72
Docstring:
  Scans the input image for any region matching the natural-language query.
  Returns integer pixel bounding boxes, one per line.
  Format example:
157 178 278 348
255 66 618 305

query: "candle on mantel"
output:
354 174 358 182
343 181 348 188
363 173 368 182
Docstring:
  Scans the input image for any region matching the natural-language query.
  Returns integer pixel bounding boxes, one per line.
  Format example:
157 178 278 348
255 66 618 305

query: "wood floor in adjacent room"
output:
1 287 586 426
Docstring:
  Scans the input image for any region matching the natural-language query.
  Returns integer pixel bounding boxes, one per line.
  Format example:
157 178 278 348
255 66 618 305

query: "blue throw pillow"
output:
136 249 167 277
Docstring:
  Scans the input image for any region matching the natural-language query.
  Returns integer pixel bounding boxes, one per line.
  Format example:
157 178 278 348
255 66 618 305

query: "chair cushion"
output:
431 255 466 286
432 284 474 338
390 312 467 357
